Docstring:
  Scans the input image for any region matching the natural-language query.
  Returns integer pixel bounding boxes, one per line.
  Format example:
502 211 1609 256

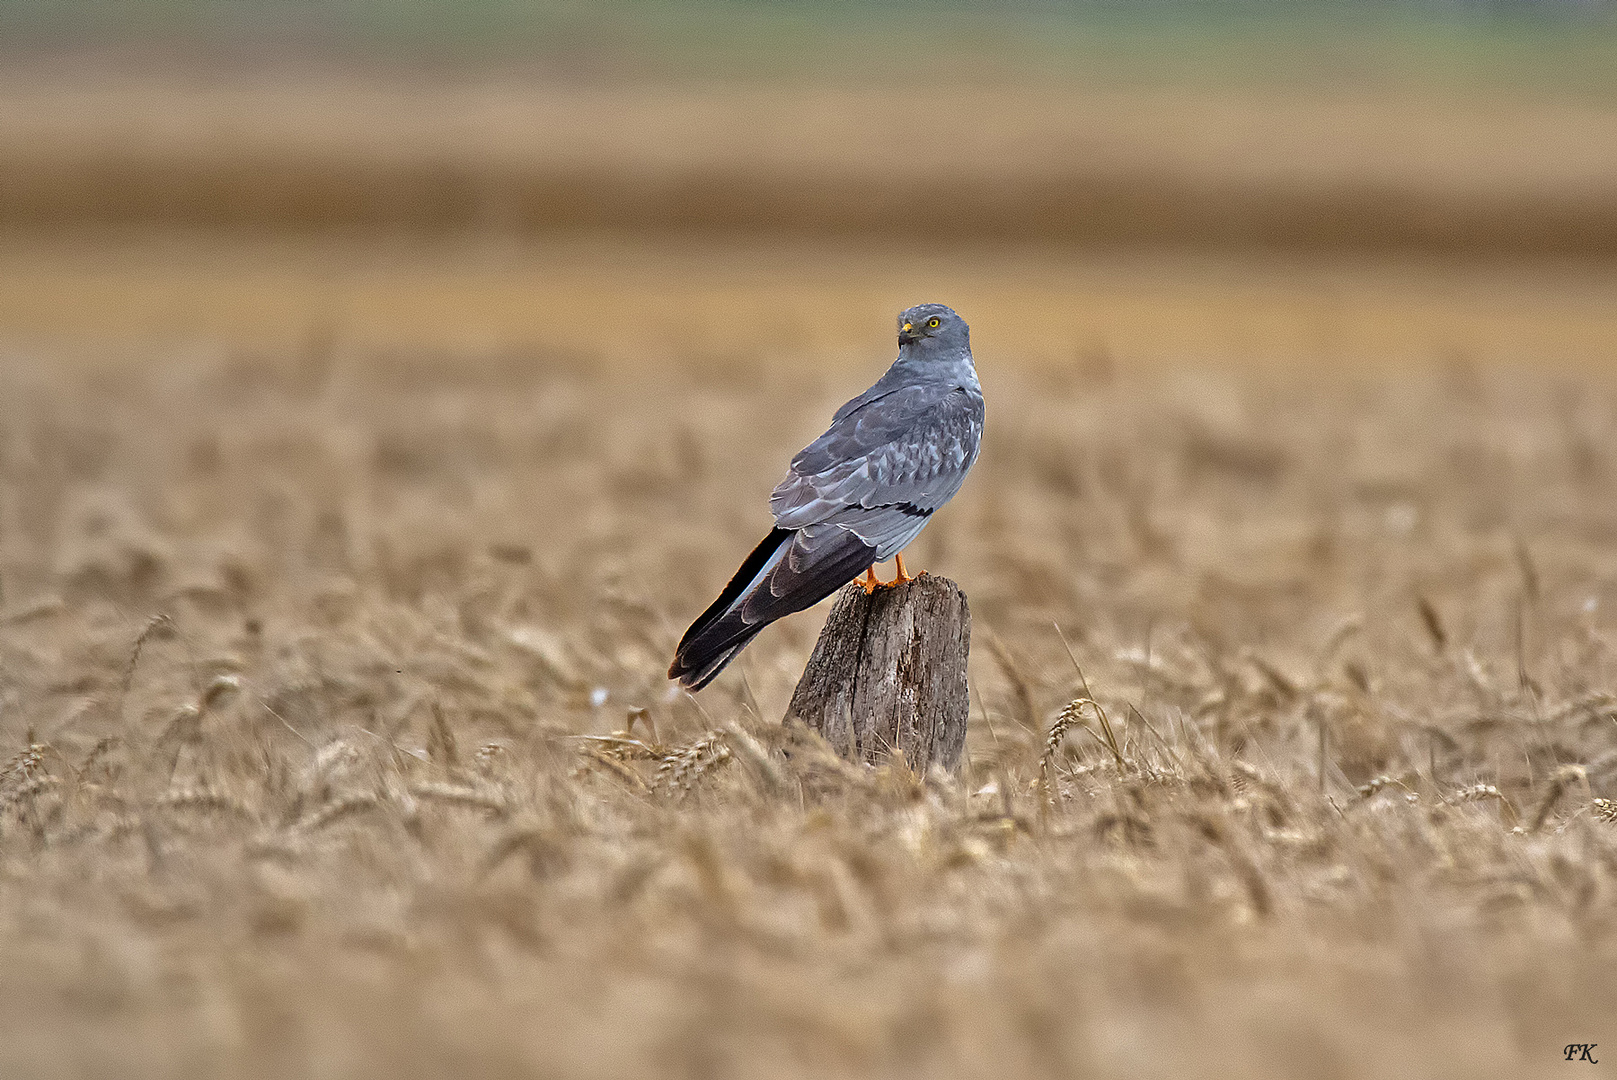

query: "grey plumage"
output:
669 303 983 691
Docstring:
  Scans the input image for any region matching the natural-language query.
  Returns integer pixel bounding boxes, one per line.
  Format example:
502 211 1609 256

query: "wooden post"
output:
785 574 970 772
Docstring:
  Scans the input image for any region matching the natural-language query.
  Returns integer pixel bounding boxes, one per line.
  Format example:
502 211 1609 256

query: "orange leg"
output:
892 553 918 584
859 567 881 594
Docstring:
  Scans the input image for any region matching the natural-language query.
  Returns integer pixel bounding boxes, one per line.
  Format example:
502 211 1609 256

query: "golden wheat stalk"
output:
1045 697 1126 772
655 732 732 797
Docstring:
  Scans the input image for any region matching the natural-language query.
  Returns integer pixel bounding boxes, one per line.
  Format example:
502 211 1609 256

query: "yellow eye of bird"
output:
927 317 940 328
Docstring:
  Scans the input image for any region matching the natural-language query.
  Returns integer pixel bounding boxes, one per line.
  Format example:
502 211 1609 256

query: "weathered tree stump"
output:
785 574 970 772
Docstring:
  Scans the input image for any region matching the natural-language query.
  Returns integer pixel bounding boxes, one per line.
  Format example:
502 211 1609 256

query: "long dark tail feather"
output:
676 528 791 655
676 625 768 692
669 529 792 688
669 526 876 690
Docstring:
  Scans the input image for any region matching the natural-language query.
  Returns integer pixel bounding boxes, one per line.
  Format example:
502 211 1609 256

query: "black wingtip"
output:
675 529 791 650
669 631 761 691
669 529 792 689
668 525 879 692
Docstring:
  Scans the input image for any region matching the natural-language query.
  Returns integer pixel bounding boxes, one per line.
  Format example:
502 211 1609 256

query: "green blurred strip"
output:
2 0 1616 92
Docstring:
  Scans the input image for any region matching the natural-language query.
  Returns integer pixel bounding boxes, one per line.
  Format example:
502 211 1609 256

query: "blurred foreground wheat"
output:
1 346 1615 1079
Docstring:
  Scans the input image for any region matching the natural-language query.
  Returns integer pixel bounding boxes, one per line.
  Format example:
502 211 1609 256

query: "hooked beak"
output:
898 321 918 346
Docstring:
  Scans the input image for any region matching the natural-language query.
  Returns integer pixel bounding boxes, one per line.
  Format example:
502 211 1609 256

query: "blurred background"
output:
4 0 1617 369
7 11 1617 1077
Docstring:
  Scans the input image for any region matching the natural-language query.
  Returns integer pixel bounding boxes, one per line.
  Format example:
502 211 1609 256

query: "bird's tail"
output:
669 529 793 691
668 525 877 691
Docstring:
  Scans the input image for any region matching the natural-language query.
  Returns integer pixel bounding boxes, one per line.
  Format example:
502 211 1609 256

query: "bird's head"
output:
897 304 969 355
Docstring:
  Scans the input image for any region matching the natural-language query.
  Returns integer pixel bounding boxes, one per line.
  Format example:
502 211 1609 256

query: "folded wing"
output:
773 384 984 554
670 382 983 690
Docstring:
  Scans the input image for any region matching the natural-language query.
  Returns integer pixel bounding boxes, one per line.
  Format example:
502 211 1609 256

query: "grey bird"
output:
669 303 984 691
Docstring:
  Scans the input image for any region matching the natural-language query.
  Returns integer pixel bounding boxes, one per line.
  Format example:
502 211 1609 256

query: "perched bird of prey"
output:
669 303 984 691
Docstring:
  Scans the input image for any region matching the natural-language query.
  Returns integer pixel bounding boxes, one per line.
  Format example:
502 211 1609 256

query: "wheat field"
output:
3 242 1617 1076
